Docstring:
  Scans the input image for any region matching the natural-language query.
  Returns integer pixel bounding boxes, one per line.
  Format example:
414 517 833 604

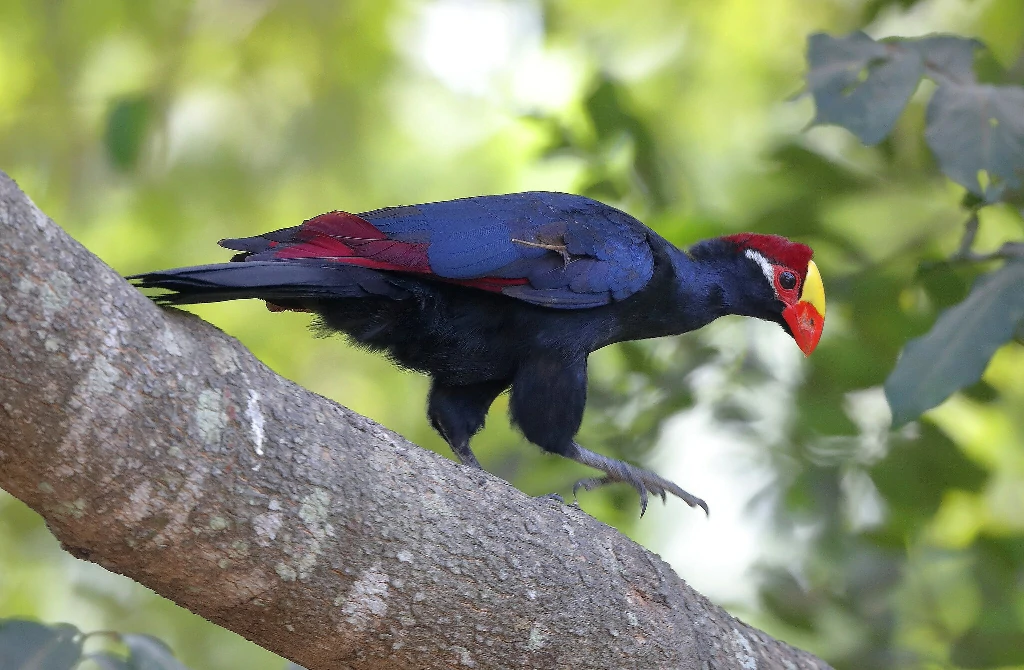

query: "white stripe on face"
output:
745 248 776 294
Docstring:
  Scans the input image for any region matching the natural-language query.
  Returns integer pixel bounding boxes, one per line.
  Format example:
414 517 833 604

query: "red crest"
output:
722 233 813 277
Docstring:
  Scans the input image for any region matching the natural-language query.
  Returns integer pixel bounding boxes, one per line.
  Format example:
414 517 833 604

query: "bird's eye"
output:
779 271 797 290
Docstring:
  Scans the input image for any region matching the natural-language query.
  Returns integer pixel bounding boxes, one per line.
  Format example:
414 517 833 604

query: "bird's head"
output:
691 233 826 356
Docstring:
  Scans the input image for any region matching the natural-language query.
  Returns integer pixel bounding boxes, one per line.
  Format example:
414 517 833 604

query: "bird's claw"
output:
568 444 709 517
572 474 664 516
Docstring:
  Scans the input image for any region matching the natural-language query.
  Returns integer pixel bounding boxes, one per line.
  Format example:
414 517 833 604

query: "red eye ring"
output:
772 266 801 303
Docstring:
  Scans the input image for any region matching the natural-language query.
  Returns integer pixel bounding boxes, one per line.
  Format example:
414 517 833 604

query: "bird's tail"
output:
128 261 410 306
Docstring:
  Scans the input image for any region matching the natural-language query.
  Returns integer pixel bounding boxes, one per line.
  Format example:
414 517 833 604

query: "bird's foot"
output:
446 439 483 470
568 443 708 517
535 492 567 504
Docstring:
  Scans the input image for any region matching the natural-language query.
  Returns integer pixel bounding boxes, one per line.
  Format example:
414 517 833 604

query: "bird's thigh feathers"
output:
509 354 587 456
427 379 509 447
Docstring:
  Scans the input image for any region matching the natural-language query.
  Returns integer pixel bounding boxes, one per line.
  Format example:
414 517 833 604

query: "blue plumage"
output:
360 192 655 308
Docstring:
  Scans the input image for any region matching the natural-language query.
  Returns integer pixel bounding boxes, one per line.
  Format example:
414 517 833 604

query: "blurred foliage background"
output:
2 0 1023 668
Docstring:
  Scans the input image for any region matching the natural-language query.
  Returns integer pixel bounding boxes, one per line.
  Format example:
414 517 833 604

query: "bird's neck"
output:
659 245 733 333
605 244 731 345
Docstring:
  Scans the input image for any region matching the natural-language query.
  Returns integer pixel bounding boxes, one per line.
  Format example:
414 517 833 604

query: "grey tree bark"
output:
0 170 831 670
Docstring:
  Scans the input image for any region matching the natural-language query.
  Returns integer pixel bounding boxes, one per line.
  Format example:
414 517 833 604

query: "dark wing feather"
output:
221 192 656 309
129 262 410 305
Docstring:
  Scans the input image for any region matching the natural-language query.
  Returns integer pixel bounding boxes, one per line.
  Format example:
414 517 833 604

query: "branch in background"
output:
951 241 1024 264
0 171 831 670
954 211 980 259
949 210 1024 263
918 211 1024 273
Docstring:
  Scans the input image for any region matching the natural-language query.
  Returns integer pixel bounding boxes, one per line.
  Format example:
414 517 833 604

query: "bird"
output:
130 191 825 515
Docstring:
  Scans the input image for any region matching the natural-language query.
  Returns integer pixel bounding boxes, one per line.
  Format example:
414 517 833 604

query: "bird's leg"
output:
427 379 508 469
567 442 708 516
448 437 483 469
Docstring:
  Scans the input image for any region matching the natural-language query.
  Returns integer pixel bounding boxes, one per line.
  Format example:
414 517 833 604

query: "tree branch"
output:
954 211 980 259
0 170 831 670
948 211 1024 263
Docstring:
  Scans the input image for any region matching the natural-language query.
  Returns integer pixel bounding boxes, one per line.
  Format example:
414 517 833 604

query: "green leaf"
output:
925 84 1024 201
912 35 981 86
0 619 83 670
806 31 924 145
885 260 1024 425
122 635 190 670
105 96 153 172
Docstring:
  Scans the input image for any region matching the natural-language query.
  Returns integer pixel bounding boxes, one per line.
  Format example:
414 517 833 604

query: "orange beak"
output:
782 260 825 356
